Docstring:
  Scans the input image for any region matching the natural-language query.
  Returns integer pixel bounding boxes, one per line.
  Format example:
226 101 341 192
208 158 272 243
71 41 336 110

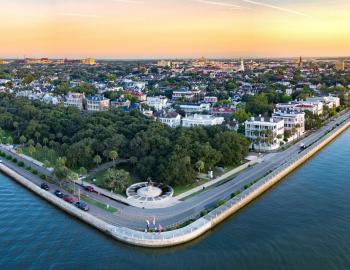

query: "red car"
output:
84 186 95 192
63 195 75 203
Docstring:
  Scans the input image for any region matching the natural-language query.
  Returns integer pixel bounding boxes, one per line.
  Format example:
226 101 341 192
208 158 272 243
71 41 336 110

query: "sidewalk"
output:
174 157 262 201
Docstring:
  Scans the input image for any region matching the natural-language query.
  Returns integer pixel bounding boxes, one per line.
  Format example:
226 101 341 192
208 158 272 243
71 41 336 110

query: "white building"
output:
305 96 340 109
179 103 210 113
64 92 85 110
272 110 305 140
276 101 323 115
156 111 182 128
157 60 171 67
146 96 168 111
172 89 201 101
86 95 110 111
182 114 224 127
245 116 284 151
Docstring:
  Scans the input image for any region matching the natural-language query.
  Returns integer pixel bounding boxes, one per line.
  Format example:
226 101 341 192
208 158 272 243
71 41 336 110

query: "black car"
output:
40 183 49 191
54 190 64 198
74 201 89 211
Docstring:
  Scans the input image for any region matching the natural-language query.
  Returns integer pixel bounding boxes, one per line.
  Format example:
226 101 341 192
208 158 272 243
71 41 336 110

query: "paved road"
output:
1 110 350 230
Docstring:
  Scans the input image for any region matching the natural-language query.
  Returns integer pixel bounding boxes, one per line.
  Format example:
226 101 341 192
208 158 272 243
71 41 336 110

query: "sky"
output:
0 0 349 59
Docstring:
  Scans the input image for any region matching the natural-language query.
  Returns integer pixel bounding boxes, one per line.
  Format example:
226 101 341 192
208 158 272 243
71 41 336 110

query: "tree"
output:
231 108 251 123
195 160 205 173
28 139 35 146
101 168 132 193
28 145 36 156
93 155 102 167
43 160 51 168
6 136 13 145
79 167 87 176
34 131 41 143
19 135 27 145
54 165 69 187
108 150 118 163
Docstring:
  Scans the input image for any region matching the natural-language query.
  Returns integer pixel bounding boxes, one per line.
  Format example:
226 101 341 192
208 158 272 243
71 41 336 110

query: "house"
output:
182 114 224 127
276 101 323 115
146 96 168 111
179 103 210 113
212 106 235 118
172 89 201 101
305 96 340 109
245 116 284 151
111 97 131 109
64 92 85 110
155 111 182 128
204 96 218 104
272 110 305 140
86 95 110 111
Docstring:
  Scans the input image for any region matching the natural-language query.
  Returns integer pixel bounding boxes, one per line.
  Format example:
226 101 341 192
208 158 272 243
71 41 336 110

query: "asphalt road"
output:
1 110 350 230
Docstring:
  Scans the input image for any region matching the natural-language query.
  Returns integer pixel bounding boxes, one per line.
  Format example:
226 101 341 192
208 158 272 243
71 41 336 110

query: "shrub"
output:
18 161 25 167
26 166 32 171
40 174 47 180
5 155 12 160
200 210 208 217
12 158 18 163
216 199 226 208
230 190 241 198
32 169 38 175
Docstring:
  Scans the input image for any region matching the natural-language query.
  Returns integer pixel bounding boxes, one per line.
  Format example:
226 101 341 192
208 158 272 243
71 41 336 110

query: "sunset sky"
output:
1 0 349 59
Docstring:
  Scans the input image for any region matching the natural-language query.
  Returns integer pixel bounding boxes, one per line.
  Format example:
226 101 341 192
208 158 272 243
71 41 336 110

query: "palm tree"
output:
108 150 118 164
19 135 27 145
195 160 205 173
93 155 102 167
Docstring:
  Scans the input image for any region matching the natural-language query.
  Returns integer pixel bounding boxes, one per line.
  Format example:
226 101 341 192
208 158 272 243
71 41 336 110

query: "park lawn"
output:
173 178 209 196
20 146 59 168
80 194 117 213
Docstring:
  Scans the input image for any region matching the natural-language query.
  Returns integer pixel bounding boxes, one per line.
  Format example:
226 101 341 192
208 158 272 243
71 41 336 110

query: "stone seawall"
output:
1 118 349 248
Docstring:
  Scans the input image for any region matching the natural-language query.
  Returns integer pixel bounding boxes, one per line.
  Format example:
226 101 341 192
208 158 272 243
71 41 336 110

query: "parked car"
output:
63 195 75 203
84 186 95 193
54 190 64 198
74 201 89 211
40 183 49 191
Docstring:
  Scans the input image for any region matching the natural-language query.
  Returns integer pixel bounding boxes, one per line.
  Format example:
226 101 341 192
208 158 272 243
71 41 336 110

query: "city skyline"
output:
1 0 350 58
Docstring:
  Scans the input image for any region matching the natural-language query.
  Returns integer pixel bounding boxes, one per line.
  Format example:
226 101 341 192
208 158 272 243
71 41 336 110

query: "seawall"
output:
1 116 350 248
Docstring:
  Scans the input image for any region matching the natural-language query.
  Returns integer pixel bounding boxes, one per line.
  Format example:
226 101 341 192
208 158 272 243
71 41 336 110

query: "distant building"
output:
179 103 210 113
245 116 284 151
212 106 235 118
86 95 110 111
157 60 171 67
272 110 305 140
203 96 218 104
146 96 168 111
182 114 224 127
335 60 345 71
155 111 182 128
64 92 85 110
81 58 95 65
128 91 147 102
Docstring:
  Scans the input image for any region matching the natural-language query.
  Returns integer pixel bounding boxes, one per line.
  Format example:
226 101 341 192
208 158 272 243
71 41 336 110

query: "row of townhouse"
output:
245 110 306 151
276 96 340 116
64 93 132 111
155 111 224 128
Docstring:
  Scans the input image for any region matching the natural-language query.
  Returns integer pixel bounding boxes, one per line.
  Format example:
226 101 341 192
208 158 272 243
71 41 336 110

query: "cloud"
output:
194 0 243 9
59 12 100 18
239 0 308 16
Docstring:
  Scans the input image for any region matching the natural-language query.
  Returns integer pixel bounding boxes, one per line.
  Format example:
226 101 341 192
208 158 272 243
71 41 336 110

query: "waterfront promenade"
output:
1 110 350 247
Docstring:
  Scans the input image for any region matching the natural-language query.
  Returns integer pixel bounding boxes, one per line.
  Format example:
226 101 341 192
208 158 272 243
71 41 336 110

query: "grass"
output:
80 194 118 213
173 178 209 196
20 146 59 168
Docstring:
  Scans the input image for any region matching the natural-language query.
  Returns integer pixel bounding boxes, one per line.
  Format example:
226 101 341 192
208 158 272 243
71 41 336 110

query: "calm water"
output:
1 130 350 270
